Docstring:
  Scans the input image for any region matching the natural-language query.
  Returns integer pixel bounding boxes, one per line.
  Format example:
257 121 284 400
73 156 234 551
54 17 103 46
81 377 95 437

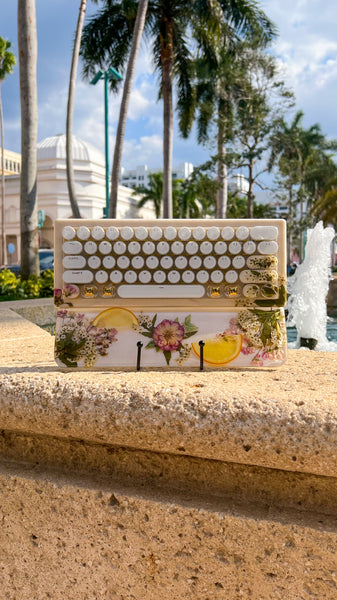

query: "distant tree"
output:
0 37 15 265
133 171 163 218
311 177 337 228
66 0 87 219
18 0 39 278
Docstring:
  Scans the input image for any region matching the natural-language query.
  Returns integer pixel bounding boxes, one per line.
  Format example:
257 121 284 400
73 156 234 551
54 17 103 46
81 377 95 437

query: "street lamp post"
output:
90 67 123 218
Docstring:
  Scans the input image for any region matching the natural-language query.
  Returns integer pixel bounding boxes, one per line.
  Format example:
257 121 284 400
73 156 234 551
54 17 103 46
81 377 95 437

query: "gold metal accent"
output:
207 285 221 297
224 285 239 297
83 286 98 298
102 285 115 297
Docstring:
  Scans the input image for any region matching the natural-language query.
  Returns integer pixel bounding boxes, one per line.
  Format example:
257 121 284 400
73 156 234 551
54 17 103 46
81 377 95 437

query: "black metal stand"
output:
199 340 205 371
136 341 143 371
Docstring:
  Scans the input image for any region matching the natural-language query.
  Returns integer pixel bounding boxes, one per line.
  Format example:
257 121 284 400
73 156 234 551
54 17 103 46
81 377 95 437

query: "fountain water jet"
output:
287 221 337 351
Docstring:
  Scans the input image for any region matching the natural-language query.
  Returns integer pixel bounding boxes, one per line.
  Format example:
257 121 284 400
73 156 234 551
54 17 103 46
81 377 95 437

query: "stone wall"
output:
0 307 337 599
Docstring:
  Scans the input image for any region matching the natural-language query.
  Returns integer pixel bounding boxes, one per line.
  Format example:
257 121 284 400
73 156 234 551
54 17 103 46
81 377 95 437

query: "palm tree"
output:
0 38 15 265
66 0 87 219
133 171 163 217
312 178 337 228
18 0 39 278
81 0 275 219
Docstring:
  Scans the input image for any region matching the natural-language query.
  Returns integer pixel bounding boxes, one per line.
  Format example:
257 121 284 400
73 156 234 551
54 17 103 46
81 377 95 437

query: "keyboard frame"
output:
54 218 287 311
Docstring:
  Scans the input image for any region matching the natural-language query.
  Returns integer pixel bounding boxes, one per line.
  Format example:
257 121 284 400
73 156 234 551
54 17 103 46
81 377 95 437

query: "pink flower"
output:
152 319 185 352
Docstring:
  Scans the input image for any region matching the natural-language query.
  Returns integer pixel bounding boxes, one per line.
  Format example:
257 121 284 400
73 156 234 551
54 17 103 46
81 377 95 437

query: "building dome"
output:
37 133 104 166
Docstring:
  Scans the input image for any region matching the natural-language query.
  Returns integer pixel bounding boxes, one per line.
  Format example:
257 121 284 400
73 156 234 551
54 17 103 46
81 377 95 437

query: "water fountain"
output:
287 221 337 350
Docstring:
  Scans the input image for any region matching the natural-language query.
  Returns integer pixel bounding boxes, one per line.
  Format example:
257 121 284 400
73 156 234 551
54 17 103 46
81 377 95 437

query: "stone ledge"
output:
0 307 336 479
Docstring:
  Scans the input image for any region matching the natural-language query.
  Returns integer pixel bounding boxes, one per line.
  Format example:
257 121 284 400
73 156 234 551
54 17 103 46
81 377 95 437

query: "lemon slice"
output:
192 335 242 365
92 307 138 330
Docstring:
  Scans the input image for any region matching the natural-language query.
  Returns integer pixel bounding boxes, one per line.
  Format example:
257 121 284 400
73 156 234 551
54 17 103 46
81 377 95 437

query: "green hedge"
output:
0 269 54 301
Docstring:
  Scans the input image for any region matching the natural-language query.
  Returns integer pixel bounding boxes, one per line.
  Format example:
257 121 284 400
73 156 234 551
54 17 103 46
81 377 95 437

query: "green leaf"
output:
141 331 153 339
163 350 172 365
183 314 198 335
145 340 156 349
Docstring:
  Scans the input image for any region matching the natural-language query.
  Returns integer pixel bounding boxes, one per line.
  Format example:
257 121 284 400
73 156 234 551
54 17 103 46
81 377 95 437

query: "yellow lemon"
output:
192 335 242 365
92 307 138 330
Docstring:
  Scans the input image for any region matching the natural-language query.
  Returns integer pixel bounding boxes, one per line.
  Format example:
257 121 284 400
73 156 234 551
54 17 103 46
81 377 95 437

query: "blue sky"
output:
2 0 337 188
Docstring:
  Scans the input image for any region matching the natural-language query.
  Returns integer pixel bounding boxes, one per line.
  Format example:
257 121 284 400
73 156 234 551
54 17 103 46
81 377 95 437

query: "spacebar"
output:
118 284 205 298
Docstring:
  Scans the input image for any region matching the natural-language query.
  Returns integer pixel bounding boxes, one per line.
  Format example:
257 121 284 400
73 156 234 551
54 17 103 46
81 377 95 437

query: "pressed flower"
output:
152 319 185 352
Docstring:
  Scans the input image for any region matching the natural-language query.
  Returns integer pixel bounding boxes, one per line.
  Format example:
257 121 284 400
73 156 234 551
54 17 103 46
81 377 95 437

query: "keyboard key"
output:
95 270 109 284
175 256 188 269
124 270 137 283
77 226 91 241
171 241 184 255
146 255 159 269
243 284 259 298
186 241 198 255
99 241 112 254
243 241 256 254
157 241 170 255
214 241 227 255
178 226 191 240
258 241 278 254
251 226 278 241
160 256 173 269
62 226 76 240
211 270 224 283
88 256 101 269
62 255 86 269
246 255 278 269
189 256 202 269
118 284 204 298
143 241 155 255
134 226 148 240
149 226 162 240
139 270 151 283
236 226 249 240
196 270 209 283
91 226 105 241
193 226 206 241
103 256 116 269
200 241 212 255
153 270 166 283
221 227 234 240
84 241 97 255
128 241 141 255
218 256 231 269
63 241 82 254
131 256 144 269
113 241 126 254
207 226 220 240
240 270 278 283
106 226 119 240
203 256 216 269
168 270 180 283
120 226 134 240
164 226 177 240
117 256 130 269
225 270 238 283
110 270 123 284
63 270 93 284
182 270 195 283
232 255 245 269
228 241 242 254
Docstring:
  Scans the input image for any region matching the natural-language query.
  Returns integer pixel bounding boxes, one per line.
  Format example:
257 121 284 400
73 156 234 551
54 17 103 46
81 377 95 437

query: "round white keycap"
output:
103 256 115 269
124 270 137 284
149 226 162 241
193 226 206 241
110 270 123 284
203 256 216 269
236 226 249 241
63 241 82 254
164 227 177 240
175 256 188 269
113 241 126 255
146 255 159 269
131 256 144 269
99 241 112 254
128 241 141 255
243 241 256 254
232 255 245 269
218 256 231 269
200 241 212 255
258 241 278 254
139 270 151 283
196 270 209 284
153 270 166 283
95 270 108 284
160 256 173 269
214 241 227 255
171 241 184 255
88 256 101 269
178 227 191 241
135 226 148 240
182 270 195 283
207 226 220 240
221 227 235 240
62 226 76 240
225 270 238 283
189 256 202 269
186 241 198 255
117 256 130 269
228 241 242 254
211 270 224 283
106 226 119 241
168 270 180 283
84 241 97 255
157 241 170 255
91 226 105 241
142 241 155 255
77 226 91 241
120 226 134 240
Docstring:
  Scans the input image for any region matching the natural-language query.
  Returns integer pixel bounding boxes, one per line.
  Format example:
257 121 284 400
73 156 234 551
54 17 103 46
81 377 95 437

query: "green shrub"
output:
0 269 54 301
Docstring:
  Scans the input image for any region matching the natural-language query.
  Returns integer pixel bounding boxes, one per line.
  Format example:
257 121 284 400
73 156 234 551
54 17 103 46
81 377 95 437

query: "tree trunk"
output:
0 84 5 264
216 100 228 218
161 24 174 219
247 160 254 218
109 0 148 218
18 0 39 279
66 0 86 219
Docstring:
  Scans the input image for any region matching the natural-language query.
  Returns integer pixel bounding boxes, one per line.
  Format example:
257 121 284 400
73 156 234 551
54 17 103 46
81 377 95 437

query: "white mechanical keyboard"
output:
54 219 286 308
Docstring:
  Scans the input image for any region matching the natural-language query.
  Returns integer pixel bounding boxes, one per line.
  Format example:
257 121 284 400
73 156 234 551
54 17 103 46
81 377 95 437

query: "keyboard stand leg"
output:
199 340 205 371
136 341 143 371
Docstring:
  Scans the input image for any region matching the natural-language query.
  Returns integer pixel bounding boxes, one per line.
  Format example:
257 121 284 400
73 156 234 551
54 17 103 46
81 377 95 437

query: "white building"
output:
120 162 194 189
1 134 155 264
228 174 249 196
